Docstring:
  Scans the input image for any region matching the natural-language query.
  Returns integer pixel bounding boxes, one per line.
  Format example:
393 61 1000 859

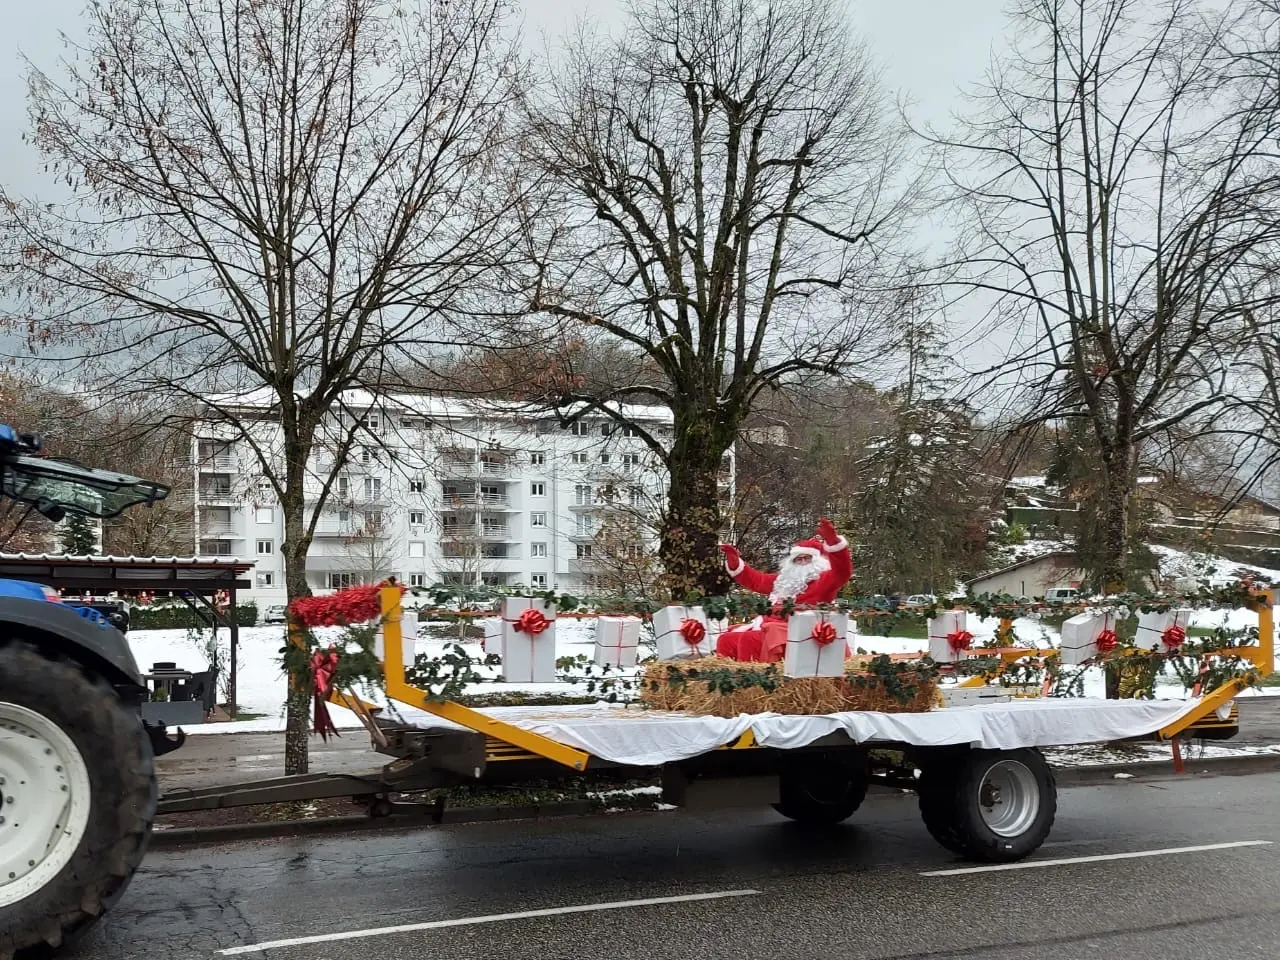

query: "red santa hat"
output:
787 537 832 572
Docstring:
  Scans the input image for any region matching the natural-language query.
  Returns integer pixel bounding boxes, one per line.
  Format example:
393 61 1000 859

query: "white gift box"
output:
652 605 712 659
594 615 642 668
481 617 503 657
784 611 848 678
1134 608 1193 651
1059 611 1117 666
375 608 418 671
499 597 557 683
927 610 971 664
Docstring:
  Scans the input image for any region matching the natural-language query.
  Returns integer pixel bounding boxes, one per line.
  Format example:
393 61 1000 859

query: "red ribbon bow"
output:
1095 629 1119 654
947 630 974 654
310 646 340 741
514 607 550 635
1161 625 1187 651
678 618 706 647
810 621 838 647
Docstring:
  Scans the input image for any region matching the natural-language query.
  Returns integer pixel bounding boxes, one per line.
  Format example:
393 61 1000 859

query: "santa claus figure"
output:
715 518 852 663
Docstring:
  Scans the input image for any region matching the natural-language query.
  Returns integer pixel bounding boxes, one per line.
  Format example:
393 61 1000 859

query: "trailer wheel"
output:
773 754 869 825
916 752 968 855
0 643 157 956
919 748 1056 863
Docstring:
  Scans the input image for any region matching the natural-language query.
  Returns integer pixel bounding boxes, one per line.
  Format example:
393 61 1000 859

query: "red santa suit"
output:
715 523 853 663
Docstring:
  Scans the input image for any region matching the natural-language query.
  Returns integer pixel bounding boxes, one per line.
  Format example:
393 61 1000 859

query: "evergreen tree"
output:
59 512 97 556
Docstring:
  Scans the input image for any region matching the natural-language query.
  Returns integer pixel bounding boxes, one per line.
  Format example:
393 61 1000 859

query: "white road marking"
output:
217 889 762 955
921 839 1272 876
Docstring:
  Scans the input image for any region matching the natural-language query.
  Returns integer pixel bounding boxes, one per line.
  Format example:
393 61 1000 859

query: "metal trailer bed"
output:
158 587 1273 864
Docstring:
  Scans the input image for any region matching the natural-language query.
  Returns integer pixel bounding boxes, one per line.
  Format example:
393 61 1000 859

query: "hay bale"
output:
638 656 938 718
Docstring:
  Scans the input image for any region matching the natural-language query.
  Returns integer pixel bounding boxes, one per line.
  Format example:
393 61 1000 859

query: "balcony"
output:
479 459 512 478
480 525 512 541
439 458 478 478
195 455 236 472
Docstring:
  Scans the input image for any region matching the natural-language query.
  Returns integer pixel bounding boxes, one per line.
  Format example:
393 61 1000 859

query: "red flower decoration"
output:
514 608 550 635
1095 629 1119 654
679 618 707 646
947 630 974 654
289 582 403 628
810 621 839 647
310 646 340 740
1162 625 1187 651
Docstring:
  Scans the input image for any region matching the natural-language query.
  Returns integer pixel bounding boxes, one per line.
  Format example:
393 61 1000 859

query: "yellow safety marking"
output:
1157 677 1248 741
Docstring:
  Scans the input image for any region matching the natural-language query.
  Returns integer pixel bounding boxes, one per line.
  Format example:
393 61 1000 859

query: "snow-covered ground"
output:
128 590 1280 736
990 538 1280 587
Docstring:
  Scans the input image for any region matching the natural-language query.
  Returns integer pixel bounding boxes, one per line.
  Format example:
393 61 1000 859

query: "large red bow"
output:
290 582 403 628
947 630 974 654
679 618 706 646
1095 629 1119 654
514 608 550 635
810 621 838 647
1162 625 1187 651
310 646 340 740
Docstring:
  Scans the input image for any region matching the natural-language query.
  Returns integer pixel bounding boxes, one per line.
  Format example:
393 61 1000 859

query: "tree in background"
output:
935 0 1280 590
2 0 525 775
59 513 98 556
519 0 913 596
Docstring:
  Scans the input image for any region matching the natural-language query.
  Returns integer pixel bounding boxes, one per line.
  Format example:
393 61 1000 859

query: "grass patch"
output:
453 691 602 708
855 617 927 639
1259 673 1280 687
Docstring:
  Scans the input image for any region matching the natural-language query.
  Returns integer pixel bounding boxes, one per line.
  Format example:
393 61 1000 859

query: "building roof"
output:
201 389 676 425
965 551 1077 586
0 554 254 593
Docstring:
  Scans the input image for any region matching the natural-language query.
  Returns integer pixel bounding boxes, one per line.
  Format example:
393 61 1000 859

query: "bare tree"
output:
0 0 524 773
933 0 1280 589
517 0 913 595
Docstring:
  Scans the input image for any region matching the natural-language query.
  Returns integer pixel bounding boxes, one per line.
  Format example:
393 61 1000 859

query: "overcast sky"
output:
0 0 1013 201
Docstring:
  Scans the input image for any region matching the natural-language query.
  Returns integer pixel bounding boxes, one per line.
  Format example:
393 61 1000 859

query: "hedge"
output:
129 602 259 630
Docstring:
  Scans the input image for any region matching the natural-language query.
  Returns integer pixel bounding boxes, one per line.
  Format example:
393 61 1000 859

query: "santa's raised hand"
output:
718 543 742 575
816 517 840 546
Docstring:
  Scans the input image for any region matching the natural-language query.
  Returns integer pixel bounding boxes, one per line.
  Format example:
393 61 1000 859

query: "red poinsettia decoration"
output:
1095 629 1119 654
679 618 707 647
947 630 974 654
810 621 839 647
1161 624 1187 651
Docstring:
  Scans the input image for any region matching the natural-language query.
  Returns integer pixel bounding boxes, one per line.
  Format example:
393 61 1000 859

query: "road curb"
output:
151 753 1280 848
1052 751 1280 785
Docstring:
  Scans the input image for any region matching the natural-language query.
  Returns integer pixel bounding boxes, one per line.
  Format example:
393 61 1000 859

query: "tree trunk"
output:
659 410 732 597
280 427 315 776
1099 452 1134 593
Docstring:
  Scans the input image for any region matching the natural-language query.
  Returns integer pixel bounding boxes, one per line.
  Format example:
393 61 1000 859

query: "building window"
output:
256 539 273 555
363 510 383 531
409 573 426 587
599 453 611 465
339 508 351 524
569 421 590 436
531 573 548 588
571 452 588 464
409 541 426 558
363 477 382 500
255 506 273 524
622 425 640 438
530 512 547 528
576 515 595 537
530 481 546 497
329 572 356 589
362 414 382 435
203 540 233 556
623 453 641 468
409 511 426 526
256 571 274 588
530 451 546 466
574 484 592 505
576 543 593 559
530 542 548 558
338 477 349 499
360 446 374 464
409 478 425 493
629 486 644 507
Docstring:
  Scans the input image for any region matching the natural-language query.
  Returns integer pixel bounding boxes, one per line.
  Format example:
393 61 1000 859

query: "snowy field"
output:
127 593 1280 736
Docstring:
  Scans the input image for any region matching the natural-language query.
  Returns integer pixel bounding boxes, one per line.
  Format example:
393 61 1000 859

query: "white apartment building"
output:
191 392 733 605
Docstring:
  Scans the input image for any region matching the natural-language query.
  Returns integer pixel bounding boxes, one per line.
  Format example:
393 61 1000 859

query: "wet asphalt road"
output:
69 769 1280 960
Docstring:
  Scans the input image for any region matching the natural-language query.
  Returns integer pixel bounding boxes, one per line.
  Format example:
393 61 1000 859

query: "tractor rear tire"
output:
0 643 157 958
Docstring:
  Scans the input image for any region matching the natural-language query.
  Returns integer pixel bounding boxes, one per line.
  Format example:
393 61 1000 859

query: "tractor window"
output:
0 455 169 519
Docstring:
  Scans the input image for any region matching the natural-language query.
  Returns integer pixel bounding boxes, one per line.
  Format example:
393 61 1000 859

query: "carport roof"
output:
0 554 253 593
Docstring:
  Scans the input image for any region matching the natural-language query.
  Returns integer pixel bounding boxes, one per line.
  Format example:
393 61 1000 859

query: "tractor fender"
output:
0 596 144 691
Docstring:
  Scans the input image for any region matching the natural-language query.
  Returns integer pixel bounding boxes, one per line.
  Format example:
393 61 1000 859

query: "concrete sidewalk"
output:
155 694 1280 793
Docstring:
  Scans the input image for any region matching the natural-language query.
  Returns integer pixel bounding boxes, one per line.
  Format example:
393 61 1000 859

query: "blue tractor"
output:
0 424 177 957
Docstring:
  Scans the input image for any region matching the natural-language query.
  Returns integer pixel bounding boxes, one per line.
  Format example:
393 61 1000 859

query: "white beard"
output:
769 554 829 604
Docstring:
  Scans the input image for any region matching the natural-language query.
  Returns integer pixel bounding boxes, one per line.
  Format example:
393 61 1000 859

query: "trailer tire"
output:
0 642 156 957
773 754 869 825
916 752 968 855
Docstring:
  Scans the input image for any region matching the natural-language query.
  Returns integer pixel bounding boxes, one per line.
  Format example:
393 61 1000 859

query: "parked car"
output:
1043 587 1079 604
262 603 287 624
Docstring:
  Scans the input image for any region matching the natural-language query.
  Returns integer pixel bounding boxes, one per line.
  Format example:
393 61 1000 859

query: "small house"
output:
965 552 1082 600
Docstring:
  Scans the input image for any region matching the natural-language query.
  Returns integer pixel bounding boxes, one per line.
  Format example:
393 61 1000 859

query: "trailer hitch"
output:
144 720 187 757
